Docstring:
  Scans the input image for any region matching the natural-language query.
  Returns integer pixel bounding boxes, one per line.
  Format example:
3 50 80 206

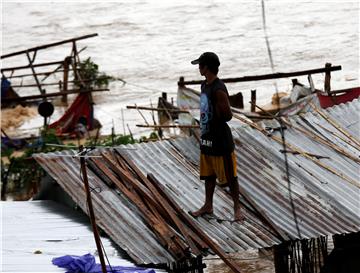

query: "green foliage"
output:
75 57 114 89
91 134 136 147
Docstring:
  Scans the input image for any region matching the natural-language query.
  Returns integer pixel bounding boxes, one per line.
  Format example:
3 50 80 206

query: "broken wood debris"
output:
86 149 243 273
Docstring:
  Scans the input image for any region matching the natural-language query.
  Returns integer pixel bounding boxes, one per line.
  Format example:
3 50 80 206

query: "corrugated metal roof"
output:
1 200 151 272
34 98 360 265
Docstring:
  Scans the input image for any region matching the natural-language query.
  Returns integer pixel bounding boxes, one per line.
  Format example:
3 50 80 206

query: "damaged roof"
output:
34 99 360 265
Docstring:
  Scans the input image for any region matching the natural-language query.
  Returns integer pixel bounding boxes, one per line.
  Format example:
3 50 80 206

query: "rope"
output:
261 0 302 239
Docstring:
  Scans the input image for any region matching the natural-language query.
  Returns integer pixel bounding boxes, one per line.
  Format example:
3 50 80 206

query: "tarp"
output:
48 93 93 135
52 253 156 273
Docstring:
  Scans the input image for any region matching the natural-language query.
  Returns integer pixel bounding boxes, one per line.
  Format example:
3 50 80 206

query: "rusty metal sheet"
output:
34 99 360 265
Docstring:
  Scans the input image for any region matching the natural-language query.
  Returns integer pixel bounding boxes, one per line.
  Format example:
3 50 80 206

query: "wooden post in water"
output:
79 146 107 273
251 89 257 112
62 56 71 103
324 63 332 93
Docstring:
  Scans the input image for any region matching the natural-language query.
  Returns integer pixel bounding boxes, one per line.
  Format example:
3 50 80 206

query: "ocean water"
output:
2 0 359 136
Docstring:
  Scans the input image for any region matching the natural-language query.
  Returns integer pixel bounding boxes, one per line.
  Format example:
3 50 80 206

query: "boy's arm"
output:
214 89 232 122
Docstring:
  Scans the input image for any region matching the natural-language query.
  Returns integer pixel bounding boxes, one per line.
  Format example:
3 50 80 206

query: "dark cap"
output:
191 52 220 67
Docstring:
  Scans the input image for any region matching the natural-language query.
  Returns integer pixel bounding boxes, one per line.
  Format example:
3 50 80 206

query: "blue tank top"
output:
200 78 234 155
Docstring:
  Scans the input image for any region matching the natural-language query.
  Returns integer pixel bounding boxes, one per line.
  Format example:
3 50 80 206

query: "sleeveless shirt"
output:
199 78 235 155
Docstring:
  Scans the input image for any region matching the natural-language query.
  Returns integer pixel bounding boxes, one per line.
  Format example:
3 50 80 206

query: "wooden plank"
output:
4 69 73 79
2 88 109 102
1 61 65 72
180 65 342 85
91 156 186 259
116 152 241 271
101 151 196 255
1 33 98 59
112 155 202 256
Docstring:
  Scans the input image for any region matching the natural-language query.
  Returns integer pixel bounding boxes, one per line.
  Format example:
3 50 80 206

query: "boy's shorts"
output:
200 151 237 186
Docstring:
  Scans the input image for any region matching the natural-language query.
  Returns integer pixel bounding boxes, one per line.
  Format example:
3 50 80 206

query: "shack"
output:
33 99 360 273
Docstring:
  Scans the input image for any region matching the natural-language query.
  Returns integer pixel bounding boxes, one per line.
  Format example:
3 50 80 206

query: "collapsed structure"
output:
34 99 360 273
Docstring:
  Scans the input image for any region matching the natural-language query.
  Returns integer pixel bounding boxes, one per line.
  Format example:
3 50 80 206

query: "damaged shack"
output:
33 99 360 273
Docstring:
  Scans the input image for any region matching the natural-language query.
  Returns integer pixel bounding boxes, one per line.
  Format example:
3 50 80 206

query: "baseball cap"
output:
191 52 220 67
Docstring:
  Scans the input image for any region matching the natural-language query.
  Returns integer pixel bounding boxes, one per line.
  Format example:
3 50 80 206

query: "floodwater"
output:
2 2 356 272
2 1 359 137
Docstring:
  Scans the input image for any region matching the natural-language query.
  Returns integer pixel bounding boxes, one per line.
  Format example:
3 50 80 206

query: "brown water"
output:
2 1 359 137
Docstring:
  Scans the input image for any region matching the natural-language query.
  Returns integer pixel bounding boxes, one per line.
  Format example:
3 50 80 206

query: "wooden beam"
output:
1 33 98 59
3 69 74 79
1 60 65 72
180 65 342 85
26 51 44 95
136 124 199 129
127 105 189 113
2 88 109 102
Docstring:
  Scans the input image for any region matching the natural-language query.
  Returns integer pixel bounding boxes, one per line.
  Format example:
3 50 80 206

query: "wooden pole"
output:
1 33 98 59
79 146 107 273
1 60 65 72
232 113 360 188
2 88 109 103
280 117 360 163
180 65 342 85
25 51 44 95
324 63 332 93
250 90 257 112
62 57 71 103
309 102 360 148
127 105 189 113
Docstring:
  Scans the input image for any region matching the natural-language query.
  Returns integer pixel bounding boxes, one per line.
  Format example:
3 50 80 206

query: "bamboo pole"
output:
134 104 150 126
314 122 360 152
136 124 199 129
127 105 189 113
233 114 360 188
309 102 360 148
280 118 360 163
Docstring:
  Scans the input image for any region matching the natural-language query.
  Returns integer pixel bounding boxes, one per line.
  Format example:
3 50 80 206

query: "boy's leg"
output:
224 153 244 221
190 176 216 217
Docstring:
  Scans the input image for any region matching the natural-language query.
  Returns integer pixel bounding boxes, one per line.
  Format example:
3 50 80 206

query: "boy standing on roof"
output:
190 52 243 221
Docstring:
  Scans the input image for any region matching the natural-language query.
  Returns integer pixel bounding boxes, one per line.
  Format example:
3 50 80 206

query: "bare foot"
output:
189 206 213 217
233 207 245 222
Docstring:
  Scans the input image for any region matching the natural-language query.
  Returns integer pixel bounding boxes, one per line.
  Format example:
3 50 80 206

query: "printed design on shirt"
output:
200 93 213 135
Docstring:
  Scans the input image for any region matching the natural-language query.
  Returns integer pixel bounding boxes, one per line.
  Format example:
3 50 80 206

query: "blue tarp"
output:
52 253 156 273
